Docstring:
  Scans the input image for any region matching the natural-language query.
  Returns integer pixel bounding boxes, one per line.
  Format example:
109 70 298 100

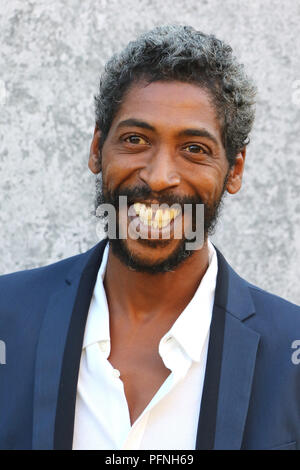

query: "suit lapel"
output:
211 249 260 449
214 313 260 449
32 239 108 450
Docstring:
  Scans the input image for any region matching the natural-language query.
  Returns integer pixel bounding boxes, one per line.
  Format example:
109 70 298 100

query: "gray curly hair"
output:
95 25 256 166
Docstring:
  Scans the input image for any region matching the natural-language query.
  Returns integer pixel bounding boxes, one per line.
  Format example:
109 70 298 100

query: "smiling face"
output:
89 80 245 273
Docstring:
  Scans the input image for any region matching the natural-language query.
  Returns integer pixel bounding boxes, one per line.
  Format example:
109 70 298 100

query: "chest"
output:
107 325 172 425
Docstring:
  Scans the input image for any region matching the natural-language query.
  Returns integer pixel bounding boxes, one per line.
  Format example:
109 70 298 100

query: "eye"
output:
124 135 148 145
183 144 206 154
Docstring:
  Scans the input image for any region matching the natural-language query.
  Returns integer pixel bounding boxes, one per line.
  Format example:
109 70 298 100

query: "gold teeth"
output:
133 203 181 229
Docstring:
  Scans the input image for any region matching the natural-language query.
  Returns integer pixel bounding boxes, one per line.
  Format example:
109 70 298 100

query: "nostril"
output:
138 167 180 191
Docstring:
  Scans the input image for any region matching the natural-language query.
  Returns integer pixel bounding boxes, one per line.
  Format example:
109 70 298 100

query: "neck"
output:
103 240 210 325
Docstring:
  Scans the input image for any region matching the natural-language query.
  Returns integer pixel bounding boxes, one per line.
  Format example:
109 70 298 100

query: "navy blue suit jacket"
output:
0 238 299 450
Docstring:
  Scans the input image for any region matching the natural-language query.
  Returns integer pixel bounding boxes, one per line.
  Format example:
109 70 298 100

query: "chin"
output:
109 236 194 274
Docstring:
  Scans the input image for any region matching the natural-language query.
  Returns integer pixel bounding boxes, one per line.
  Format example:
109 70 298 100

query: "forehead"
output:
110 80 222 139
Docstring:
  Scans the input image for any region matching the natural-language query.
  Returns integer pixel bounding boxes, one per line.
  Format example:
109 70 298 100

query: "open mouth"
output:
133 202 181 228
125 201 183 240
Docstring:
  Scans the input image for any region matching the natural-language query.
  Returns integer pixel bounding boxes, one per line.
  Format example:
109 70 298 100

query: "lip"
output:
129 200 169 210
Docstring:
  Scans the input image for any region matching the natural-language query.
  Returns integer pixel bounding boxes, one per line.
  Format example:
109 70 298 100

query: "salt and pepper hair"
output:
94 24 256 166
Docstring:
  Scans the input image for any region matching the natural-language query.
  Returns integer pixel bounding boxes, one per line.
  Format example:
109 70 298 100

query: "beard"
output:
94 173 228 274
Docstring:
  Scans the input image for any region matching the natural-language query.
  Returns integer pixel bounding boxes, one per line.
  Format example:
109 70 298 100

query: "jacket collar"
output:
32 239 107 450
212 246 260 449
214 246 256 322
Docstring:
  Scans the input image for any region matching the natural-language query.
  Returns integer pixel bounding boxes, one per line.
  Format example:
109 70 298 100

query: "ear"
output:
226 147 246 194
88 125 102 174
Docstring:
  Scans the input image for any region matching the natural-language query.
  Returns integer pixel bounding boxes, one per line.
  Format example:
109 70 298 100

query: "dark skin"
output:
88 80 245 424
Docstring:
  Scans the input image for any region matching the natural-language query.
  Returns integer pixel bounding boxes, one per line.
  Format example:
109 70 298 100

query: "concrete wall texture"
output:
0 0 299 304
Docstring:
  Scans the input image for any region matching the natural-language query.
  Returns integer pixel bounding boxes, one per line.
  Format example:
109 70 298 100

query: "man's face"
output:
90 80 244 273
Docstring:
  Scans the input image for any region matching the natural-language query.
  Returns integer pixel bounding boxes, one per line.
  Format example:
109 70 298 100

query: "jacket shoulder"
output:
0 242 103 322
216 244 300 335
246 281 300 316
0 239 106 288
240 279 300 343
0 252 82 299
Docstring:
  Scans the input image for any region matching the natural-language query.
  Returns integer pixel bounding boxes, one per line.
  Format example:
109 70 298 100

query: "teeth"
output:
146 207 152 222
139 204 146 218
162 210 171 225
154 210 162 223
133 203 180 229
134 202 141 215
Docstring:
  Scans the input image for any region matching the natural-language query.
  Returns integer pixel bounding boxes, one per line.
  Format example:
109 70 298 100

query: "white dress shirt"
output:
72 240 218 450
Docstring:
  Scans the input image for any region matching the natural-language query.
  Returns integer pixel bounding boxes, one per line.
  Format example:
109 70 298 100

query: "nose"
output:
138 146 181 192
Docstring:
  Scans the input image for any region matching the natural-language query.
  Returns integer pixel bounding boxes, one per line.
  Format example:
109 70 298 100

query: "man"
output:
0 25 299 450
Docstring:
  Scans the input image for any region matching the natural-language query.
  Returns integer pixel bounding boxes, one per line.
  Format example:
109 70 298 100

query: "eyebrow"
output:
177 128 219 146
116 118 219 146
116 119 156 132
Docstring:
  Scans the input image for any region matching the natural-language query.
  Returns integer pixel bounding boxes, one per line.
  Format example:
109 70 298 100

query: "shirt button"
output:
99 341 108 353
113 368 121 378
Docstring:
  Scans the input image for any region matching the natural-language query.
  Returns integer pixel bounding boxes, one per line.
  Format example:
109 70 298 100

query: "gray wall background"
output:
0 0 299 304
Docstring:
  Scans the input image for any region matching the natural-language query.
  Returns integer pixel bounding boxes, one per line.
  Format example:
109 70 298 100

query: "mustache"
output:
100 184 205 209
